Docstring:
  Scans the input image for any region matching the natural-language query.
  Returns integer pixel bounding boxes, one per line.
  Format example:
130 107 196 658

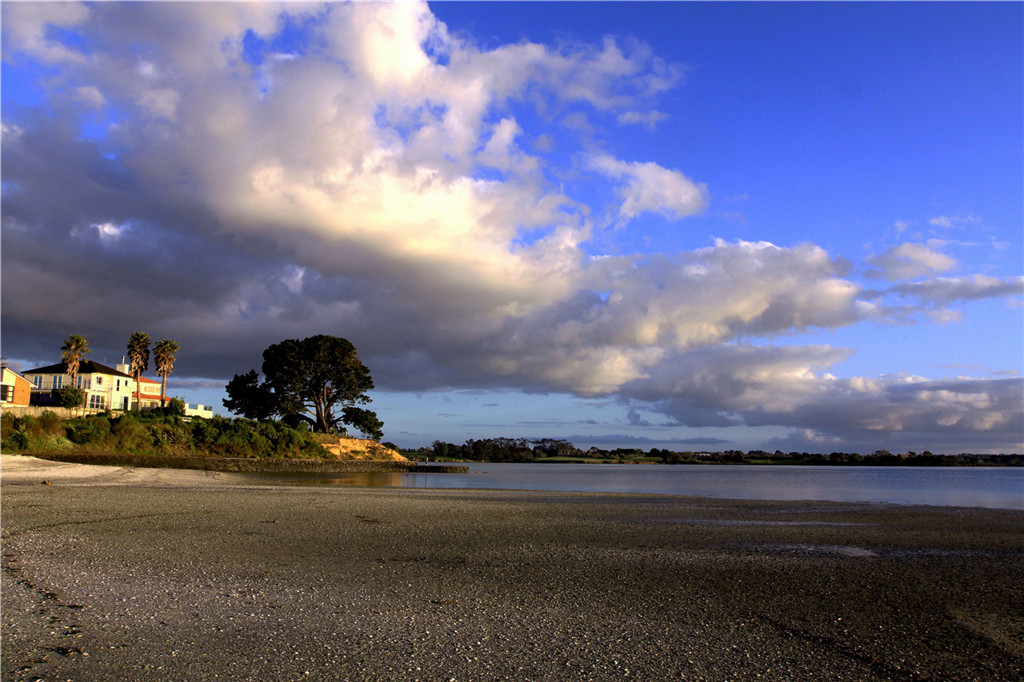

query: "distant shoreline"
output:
25 452 470 474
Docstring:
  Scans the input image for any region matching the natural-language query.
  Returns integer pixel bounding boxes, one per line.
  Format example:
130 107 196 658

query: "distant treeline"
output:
404 438 1023 466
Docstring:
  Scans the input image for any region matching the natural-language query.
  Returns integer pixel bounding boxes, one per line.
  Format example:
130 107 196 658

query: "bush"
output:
165 397 186 417
18 414 40 436
110 414 155 453
38 411 64 435
54 386 87 408
66 416 112 445
6 431 29 451
1 412 16 436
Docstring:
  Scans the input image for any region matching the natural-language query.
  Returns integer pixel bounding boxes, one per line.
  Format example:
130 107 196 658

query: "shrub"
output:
110 414 155 453
18 415 40 436
54 386 87 408
1 412 16 436
165 397 186 417
6 431 29 451
66 416 112 445
38 411 64 435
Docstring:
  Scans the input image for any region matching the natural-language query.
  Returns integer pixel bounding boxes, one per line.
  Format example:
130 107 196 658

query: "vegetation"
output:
126 332 151 413
153 339 180 408
403 438 1023 466
1 410 328 460
60 334 91 399
53 386 87 409
224 335 382 438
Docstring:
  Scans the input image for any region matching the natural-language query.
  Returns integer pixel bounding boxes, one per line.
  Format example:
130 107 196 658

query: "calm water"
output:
277 464 1024 510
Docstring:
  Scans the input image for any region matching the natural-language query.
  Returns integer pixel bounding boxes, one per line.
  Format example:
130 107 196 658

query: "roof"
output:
2 366 32 385
22 360 134 379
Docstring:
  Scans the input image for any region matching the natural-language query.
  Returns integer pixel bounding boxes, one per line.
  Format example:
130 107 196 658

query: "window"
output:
89 394 106 409
32 376 42 388
1 385 11 402
96 376 103 385
51 376 63 390
77 376 91 390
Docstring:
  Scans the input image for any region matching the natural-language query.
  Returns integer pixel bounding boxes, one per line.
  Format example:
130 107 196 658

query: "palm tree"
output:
153 339 180 409
61 334 91 401
126 332 151 413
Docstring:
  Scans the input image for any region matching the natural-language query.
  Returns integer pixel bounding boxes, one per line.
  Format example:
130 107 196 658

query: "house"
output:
134 375 165 411
20 359 211 418
1 365 33 407
22 360 136 410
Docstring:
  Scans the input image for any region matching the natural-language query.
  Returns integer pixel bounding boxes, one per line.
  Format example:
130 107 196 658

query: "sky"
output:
2 1 1022 454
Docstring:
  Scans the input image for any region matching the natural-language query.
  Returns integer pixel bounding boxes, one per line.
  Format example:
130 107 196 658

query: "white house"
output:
20 360 213 418
23 360 135 411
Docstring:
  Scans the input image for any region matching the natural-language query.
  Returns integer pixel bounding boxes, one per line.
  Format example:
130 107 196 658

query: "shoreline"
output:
3 455 1023 680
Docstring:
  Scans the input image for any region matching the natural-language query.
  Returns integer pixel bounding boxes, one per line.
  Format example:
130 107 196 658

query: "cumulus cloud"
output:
590 153 708 222
621 345 1023 444
866 242 957 281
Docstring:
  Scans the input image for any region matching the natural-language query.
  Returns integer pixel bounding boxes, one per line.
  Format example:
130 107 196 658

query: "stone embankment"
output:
29 452 468 474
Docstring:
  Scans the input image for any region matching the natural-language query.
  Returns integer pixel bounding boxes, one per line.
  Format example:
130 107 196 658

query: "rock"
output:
319 437 408 462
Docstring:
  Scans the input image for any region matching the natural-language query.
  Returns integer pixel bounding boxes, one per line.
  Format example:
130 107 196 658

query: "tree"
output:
222 370 279 421
54 386 87 409
61 334 91 402
153 339 180 408
126 332 151 413
224 335 382 436
341 406 383 442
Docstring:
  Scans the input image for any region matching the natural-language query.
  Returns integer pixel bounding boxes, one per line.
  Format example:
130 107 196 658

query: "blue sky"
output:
2 1 1021 453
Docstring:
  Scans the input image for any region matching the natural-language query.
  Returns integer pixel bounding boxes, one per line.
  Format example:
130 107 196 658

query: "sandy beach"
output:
2 454 1022 681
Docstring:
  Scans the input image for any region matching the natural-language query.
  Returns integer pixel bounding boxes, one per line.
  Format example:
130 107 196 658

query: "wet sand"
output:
2 454 1022 680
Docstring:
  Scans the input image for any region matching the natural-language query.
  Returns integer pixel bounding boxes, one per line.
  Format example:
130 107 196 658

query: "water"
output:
274 463 1024 510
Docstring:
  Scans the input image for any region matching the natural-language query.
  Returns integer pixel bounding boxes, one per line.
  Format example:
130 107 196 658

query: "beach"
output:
2 454 1022 681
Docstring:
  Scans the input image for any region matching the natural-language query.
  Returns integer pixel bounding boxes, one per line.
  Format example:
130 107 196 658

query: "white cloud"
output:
929 213 981 229
617 110 669 127
1 1 91 63
590 153 708 222
866 242 957 281
622 345 1022 440
889 275 1024 305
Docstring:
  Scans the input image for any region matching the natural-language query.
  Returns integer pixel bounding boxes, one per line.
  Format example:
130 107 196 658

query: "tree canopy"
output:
223 335 382 438
61 334 91 385
126 332 151 413
153 339 180 407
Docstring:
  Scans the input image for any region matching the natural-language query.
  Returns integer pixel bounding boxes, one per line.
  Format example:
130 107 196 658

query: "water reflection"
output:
300 472 408 488
258 464 1023 510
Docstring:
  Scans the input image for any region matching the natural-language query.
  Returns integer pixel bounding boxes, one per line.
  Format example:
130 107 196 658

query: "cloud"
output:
866 242 957 281
888 275 1024 306
590 153 708 222
617 110 669 128
620 345 1023 445
928 213 981 229
1 1 1020 454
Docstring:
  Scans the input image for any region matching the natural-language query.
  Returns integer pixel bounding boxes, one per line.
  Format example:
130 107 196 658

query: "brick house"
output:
1 365 33 407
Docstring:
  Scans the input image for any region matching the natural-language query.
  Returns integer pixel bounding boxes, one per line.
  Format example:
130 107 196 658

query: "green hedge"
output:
1 411 327 460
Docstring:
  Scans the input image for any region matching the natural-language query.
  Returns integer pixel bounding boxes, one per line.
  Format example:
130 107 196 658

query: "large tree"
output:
153 339 180 408
224 335 381 436
60 334 91 397
126 332 151 413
